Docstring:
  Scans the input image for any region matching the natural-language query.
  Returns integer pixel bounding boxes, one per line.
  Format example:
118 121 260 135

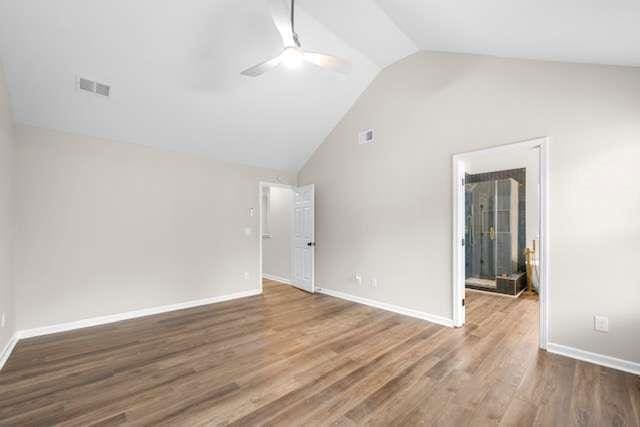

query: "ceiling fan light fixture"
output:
240 0 351 77
281 47 304 69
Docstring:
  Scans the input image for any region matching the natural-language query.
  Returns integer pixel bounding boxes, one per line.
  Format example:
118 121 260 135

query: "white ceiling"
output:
298 0 418 68
0 1 637 171
375 0 640 67
0 0 382 171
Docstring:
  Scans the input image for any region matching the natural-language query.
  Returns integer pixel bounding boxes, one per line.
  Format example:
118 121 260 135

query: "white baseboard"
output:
5 289 638 378
547 342 640 376
262 274 291 285
0 333 19 371
317 288 454 328
16 289 262 340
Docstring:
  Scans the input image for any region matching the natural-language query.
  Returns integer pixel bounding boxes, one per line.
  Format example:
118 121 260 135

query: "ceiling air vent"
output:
77 77 110 98
358 129 375 145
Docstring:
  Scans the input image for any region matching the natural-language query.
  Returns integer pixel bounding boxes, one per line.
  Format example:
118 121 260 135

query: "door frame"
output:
451 137 550 350
258 181 295 293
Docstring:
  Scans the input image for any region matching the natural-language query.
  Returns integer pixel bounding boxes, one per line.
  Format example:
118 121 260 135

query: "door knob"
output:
307 242 316 247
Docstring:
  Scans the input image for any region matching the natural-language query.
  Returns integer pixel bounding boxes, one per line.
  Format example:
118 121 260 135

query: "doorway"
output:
258 182 315 294
452 137 549 349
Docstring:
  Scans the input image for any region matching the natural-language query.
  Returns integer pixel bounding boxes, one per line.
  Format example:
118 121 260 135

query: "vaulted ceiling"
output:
375 0 640 67
0 1 637 171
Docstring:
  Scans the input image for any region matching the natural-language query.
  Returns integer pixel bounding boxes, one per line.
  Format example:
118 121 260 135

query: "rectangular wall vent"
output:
358 129 375 145
78 78 95 92
77 77 110 97
95 83 110 97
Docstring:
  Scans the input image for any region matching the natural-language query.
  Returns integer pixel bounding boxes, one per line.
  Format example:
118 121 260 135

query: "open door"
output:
291 185 315 293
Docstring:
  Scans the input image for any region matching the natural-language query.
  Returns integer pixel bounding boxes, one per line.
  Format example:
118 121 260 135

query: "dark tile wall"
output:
466 168 526 272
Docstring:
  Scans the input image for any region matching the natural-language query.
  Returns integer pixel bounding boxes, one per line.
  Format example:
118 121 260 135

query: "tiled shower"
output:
465 169 527 296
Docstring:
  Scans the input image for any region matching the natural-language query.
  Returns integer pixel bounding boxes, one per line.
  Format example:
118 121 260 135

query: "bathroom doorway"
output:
452 137 549 349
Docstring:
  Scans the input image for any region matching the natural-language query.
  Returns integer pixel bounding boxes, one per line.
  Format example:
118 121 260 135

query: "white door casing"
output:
451 137 549 350
291 185 315 293
453 159 466 326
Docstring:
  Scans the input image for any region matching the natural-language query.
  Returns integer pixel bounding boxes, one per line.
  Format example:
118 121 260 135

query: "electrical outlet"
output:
354 273 362 285
244 272 250 280
1 313 5 328
594 315 609 333
371 278 378 288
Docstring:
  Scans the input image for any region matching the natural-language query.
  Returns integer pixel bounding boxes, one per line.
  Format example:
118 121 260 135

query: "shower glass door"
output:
468 181 497 279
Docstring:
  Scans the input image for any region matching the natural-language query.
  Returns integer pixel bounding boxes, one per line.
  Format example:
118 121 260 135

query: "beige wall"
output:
262 186 293 281
299 51 640 364
0 65 15 353
13 125 296 330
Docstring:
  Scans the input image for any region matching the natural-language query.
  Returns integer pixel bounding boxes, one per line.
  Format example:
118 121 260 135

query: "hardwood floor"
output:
0 279 638 426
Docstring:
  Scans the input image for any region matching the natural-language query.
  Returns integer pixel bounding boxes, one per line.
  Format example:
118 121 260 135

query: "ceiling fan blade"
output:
303 52 351 74
241 55 282 77
269 0 296 47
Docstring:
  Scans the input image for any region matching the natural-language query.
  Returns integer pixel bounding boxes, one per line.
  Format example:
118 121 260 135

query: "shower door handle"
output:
489 227 496 240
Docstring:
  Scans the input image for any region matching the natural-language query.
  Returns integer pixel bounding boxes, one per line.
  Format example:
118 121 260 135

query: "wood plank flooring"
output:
0 279 638 426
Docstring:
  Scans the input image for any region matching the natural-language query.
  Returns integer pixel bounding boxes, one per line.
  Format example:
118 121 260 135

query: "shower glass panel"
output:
466 181 496 279
465 178 519 280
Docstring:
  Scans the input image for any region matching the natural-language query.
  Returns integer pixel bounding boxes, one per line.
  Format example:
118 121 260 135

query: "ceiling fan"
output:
241 0 351 77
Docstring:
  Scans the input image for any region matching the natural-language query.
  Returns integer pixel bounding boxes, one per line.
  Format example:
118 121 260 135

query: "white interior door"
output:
291 185 315 293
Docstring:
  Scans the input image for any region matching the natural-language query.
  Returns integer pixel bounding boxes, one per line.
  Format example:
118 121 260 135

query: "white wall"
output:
13 125 296 331
262 186 293 282
0 65 15 354
299 51 640 364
